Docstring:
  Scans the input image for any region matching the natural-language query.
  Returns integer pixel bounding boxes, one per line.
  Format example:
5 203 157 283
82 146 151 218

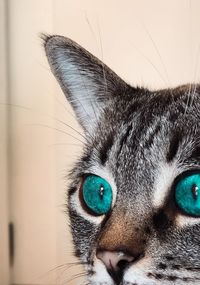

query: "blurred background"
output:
1 0 200 284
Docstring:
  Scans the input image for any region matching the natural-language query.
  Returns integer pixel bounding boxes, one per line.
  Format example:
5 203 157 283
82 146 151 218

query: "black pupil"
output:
192 184 198 200
99 185 104 199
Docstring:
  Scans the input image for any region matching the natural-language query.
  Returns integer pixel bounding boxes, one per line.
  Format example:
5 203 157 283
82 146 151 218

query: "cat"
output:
43 34 200 285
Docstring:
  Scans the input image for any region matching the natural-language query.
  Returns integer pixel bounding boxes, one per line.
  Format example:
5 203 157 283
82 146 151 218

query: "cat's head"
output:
44 35 200 285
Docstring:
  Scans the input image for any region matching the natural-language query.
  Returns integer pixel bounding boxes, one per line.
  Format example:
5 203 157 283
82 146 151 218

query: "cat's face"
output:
44 35 200 285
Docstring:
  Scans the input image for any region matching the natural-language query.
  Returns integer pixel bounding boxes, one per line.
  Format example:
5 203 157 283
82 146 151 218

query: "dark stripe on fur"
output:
166 131 181 162
99 133 114 165
190 146 200 159
117 125 133 158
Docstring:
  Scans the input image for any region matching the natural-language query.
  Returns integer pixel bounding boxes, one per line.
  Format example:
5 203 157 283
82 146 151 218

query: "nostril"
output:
97 250 134 272
97 251 135 284
97 250 144 284
117 259 130 271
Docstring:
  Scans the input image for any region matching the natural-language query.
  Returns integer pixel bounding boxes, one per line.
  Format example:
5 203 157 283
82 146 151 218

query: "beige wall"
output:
0 0 10 284
8 1 57 284
4 0 200 284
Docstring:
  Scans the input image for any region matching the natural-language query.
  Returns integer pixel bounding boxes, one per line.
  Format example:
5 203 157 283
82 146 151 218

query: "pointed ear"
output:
43 35 129 132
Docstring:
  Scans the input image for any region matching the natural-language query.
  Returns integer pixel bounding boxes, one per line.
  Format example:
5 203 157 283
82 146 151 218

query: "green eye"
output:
175 172 200 217
82 175 112 215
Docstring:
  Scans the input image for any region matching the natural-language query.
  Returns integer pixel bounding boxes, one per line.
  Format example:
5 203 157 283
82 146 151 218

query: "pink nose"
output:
97 250 134 272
